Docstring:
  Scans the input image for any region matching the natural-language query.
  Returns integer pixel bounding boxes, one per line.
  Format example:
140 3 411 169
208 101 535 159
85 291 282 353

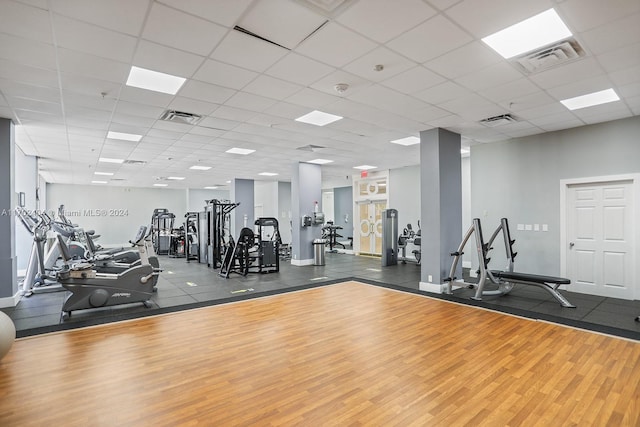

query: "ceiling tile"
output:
265 53 336 86
380 66 446 95
445 0 550 38
295 22 377 67
211 30 289 73
414 81 472 104
529 57 606 89
157 0 253 27
336 0 436 43
178 80 236 105
478 78 540 103
343 47 416 82
63 91 116 112
596 43 640 74
579 13 640 55
192 59 258 90
387 15 473 63
309 70 372 97
132 40 206 78
238 0 327 49
454 61 522 91
114 100 166 120
0 0 52 43
0 59 59 88
211 105 258 122
242 75 304 100
546 75 615 101
57 48 130 84
118 86 174 108
348 85 428 115
142 3 228 56
285 88 338 108
0 80 60 103
60 73 122 99
558 0 640 33
53 14 137 63
52 0 149 36
224 91 278 112
0 33 57 70
425 41 502 79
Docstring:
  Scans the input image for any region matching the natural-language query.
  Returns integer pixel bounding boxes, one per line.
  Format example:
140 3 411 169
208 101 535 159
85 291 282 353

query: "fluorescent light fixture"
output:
390 136 420 146
99 157 124 164
107 131 142 142
259 172 278 176
307 159 334 165
461 148 470 154
204 186 219 189
482 8 572 59
126 66 186 95
226 180 231 184
353 165 377 170
189 165 212 170
167 176 185 180
94 172 114 176
295 110 343 126
154 183 168 187
560 88 620 110
91 180 107 184
226 147 255 155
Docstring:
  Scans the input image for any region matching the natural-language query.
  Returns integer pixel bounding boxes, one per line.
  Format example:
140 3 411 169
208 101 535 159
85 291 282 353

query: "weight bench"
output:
490 270 575 308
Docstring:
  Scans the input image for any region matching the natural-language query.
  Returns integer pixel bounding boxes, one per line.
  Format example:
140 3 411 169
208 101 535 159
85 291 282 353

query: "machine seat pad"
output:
491 270 570 285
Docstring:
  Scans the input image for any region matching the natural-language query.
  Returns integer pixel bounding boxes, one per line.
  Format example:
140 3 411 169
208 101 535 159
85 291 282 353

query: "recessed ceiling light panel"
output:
295 110 343 126
204 186 219 189
353 165 377 170
226 148 255 155
189 165 212 170
259 172 278 176
91 180 107 184
154 183 168 187
99 157 124 164
307 159 334 164
126 66 186 95
167 176 185 180
107 131 142 142
482 8 572 59
560 88 620 110
390 136 420 146
94 172 114 176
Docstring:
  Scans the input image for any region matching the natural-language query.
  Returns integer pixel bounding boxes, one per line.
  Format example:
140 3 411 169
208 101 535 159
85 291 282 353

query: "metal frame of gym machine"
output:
444 217 576 308
205 199 240 269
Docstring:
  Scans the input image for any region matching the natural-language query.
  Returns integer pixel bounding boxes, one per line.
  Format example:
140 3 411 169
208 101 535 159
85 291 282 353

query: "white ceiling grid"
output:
0 0 637 188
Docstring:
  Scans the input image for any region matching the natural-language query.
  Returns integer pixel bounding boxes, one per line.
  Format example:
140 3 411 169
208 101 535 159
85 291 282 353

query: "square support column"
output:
291 162 321 265
0 118 18 305
419 128 462 293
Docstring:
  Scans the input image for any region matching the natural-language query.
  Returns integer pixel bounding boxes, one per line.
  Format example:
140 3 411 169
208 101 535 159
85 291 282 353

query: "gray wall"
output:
47 184 186 246
14 147 37 271
291 162 322 262
0 118 17 300
389 166 421 231
333 186 353 240
230 179 254 238
471 115 640 275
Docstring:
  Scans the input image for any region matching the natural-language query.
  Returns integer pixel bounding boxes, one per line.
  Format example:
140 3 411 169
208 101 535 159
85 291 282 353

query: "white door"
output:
357 200 386 255
566 180 634 299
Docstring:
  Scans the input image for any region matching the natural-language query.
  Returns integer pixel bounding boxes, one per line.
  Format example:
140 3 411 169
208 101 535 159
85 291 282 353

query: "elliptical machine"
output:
57 226 158 320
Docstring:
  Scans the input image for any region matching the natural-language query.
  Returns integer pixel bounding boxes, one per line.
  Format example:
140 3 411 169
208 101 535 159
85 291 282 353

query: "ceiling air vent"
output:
159 110 202 126
123 159 146 165
296 144 325 152
480 114 518 127
513 38 585 74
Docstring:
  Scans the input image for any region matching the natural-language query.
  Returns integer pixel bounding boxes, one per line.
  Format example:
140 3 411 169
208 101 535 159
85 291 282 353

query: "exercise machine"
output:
219 228 255 278
184 212 200 262
397 222 421 264
381 209 398 266
444 218 575 308
322 221 345 252
150 208 174 255
205 199 240 269
254 217 280 274
57 226 158 320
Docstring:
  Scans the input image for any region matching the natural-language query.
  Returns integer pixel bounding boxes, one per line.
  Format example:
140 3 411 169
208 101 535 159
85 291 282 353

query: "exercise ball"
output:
0 311 16 362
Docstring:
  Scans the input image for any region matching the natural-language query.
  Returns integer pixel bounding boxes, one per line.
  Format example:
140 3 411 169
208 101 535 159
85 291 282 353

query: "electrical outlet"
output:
428 275 433 282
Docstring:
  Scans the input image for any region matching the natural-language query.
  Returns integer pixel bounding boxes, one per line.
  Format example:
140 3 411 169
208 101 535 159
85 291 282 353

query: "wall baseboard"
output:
419 281 444 294
291 259 314 267
0 291 21 308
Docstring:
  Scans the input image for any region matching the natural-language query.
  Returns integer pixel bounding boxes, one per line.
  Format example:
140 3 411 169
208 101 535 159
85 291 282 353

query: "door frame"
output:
559 173 640 300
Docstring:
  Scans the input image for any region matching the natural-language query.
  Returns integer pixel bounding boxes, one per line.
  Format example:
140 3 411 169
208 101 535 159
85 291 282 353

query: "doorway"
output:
561 175 638 299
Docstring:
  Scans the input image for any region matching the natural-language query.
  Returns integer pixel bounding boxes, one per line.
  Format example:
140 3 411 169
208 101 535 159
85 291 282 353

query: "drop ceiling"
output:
0 0 638 189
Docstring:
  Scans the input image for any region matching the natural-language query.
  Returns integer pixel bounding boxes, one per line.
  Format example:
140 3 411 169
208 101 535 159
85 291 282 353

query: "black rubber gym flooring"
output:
3 252 639 341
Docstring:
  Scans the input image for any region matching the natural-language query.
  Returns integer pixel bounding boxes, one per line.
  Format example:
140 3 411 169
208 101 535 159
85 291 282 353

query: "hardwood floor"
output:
1 281 638 426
